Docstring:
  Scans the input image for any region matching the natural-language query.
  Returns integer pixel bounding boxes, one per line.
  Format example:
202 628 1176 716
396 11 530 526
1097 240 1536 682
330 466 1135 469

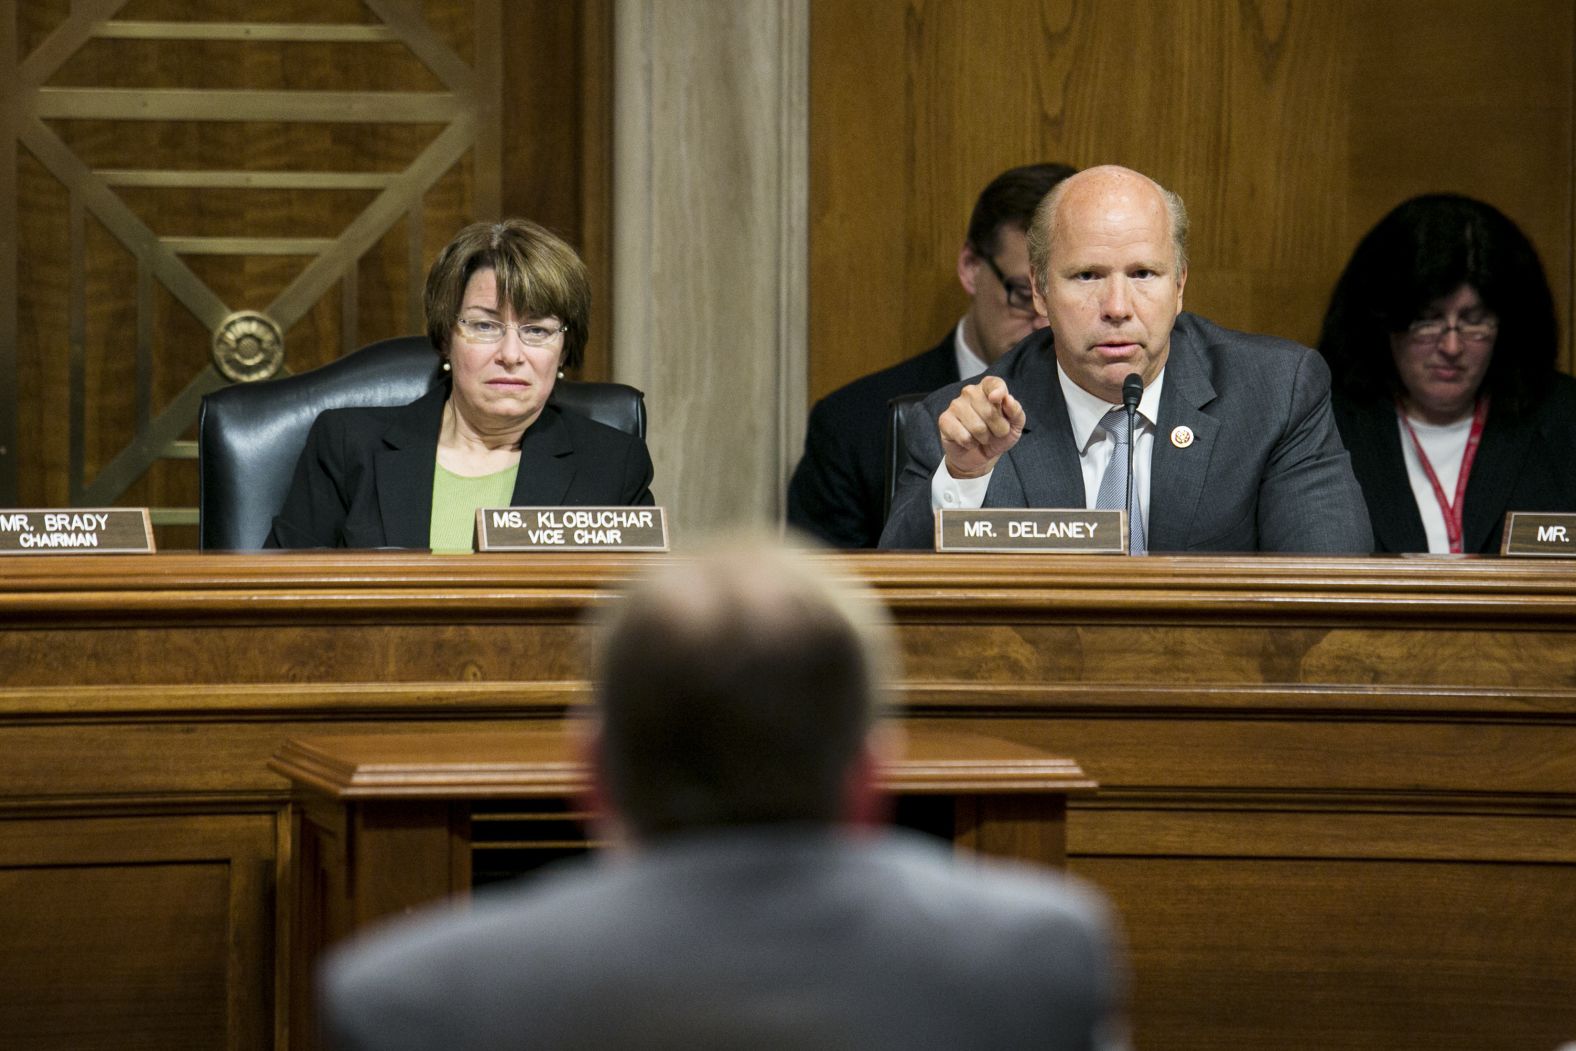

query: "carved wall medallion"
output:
211 311 286 384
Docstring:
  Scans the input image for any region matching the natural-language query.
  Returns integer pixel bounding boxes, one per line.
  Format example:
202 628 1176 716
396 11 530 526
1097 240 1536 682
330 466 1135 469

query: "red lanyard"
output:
1397 396 1489 553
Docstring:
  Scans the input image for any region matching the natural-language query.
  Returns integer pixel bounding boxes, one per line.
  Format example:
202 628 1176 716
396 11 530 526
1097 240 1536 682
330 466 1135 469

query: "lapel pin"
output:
1170 425 1194 449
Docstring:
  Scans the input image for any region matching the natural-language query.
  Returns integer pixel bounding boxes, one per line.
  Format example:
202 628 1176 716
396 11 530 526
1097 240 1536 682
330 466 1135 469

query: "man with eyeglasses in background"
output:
787 163 1077 548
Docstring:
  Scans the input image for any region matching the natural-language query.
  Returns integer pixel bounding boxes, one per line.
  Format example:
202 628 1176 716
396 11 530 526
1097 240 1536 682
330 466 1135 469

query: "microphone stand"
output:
1122 373 1143 551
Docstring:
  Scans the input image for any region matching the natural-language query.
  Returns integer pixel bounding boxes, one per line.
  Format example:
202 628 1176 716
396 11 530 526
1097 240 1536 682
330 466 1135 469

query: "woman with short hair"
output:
268 219 653 550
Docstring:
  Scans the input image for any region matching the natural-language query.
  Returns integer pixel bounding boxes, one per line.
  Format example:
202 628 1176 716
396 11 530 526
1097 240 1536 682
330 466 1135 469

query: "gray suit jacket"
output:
879 313 1373 553
320 827 1127 1051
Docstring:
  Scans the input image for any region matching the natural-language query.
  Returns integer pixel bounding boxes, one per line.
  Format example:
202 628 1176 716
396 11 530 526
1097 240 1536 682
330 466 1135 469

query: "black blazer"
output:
786 335 961 548
266 384 655 549
1332 373 1576 553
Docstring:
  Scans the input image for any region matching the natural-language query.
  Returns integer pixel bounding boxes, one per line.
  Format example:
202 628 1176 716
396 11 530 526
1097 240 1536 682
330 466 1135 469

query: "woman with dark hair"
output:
1318 194 1576 553
268 219 654 549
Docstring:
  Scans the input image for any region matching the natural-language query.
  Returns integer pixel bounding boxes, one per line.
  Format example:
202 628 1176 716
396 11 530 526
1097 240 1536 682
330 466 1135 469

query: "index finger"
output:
978 375 1010 403
1000 391 1026 428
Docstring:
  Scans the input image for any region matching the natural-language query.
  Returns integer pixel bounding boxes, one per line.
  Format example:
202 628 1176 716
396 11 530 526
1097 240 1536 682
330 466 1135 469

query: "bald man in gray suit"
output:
320 542 1128 1050
881 165 1370 553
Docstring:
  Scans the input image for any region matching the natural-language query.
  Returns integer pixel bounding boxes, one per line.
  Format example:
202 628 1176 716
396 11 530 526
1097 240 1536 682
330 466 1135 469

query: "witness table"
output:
269 725 1094 1046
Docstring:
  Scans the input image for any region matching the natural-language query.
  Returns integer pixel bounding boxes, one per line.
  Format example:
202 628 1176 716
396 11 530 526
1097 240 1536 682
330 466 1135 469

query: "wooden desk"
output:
5 552 1576 1050
269 726 1094 1046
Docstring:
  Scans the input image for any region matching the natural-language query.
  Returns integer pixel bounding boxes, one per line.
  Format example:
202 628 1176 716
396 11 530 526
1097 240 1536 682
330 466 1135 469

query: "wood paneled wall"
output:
11 1 1574 534
500 0 614 381
808 0 1576 403
5 0 612 546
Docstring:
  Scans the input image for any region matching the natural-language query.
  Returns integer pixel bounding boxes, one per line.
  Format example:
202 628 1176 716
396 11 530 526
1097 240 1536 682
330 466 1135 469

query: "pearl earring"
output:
557 369 565 379
442 360 451 372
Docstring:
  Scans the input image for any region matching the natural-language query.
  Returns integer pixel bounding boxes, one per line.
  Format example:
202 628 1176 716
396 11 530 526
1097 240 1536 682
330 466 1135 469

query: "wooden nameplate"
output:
1501 512 1576 558
475 507 669 552
936 508 1126 554
0 508 155 554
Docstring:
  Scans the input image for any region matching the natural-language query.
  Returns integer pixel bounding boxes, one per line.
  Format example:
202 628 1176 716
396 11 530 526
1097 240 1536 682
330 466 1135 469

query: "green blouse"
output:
428 461 519 553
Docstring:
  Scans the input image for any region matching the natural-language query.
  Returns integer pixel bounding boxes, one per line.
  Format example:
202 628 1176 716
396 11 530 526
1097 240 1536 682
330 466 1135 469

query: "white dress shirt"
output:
953 320 989 383
1395 410 1473 554
931 364 1166 516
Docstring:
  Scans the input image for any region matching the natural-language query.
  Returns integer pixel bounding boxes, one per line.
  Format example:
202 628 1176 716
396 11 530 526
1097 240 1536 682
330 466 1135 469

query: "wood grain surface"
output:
808 0 1575 403
4 552 1576 1049
8 1 615 547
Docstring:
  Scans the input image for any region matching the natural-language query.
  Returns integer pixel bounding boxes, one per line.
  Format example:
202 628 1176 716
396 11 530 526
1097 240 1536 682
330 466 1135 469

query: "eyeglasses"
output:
456 316 567 347
1405 316 1498 347
973 246 1037 314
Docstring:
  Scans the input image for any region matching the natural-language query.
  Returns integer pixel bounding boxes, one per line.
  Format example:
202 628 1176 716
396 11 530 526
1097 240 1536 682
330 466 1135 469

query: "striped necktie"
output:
1094 407 1146 555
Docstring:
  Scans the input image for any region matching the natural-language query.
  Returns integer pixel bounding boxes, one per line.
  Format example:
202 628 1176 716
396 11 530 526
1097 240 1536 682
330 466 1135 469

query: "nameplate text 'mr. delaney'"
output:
936 508 1127 554
475 507 669 552
0 509 156 554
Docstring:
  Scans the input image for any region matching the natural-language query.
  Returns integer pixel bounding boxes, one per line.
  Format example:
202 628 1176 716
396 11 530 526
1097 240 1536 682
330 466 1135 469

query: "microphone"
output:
1121 373 1142 545
1122 373 1143 413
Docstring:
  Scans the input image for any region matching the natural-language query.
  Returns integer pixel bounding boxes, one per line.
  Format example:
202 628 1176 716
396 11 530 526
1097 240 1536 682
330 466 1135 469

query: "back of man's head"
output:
593 540 895 841
966 162 1080 254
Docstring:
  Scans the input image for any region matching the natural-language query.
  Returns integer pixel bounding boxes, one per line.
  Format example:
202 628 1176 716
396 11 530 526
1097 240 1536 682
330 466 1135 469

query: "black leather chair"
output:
882 392 930 524
197 335 647 550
